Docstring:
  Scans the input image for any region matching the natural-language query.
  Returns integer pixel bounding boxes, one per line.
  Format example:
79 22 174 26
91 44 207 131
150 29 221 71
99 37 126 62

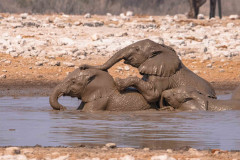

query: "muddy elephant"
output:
81 39 216 106
49 68 156 112
188 0 222 19
160 86 240 111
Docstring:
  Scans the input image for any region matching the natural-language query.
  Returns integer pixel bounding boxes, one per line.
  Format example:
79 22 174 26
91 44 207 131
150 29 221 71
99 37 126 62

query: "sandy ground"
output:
0 146 240 160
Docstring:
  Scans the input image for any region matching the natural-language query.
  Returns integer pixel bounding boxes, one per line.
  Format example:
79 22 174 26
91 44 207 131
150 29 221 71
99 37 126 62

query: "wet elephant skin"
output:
49 68 156 112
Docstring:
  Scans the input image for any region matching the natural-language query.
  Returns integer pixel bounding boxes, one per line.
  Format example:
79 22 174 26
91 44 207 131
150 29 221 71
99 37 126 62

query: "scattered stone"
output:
35 61 44 66
4 147 21 155
0 155 28 160
124 66 130 71
91 34 101 41
126 11 134 17
20 13 28 19
120 155 135 160
84 13 91 18
63 62 75 67
143 148 150 151
206 63 212 68
49 61 61 66
0 74 7 79
229 15 239 20
106 13 112 17
105 143 117 148
59 37 74 45
219 69 225 72
193 70 200 74
151 154 176 160
188 148 203 156
2 70 7 72
83 21 104 27
197 14 205 19
74 21 82 26
166 149 173 153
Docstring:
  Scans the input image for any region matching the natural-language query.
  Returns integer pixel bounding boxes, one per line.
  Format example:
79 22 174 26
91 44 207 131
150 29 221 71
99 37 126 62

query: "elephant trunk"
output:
97 47 130 70
49 84 67 110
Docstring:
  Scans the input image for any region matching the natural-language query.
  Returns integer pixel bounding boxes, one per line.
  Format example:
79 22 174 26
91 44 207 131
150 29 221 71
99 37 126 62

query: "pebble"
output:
166 149 173 153
151 154 176 160
120 155 135 160
143 148 150 151
49 61 61 66
206 63 212 68
35 61 44 66
84 13 91 18
63 62 75 67
4 147 21 155
0 74 7 79
229 15 239 20
105 143 117 148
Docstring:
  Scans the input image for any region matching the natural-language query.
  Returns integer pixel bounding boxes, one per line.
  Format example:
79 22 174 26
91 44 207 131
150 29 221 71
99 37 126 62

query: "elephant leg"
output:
82 97 108 112
77 101 85 110
115 77 161 103
188 0 197 18
210 0 217 18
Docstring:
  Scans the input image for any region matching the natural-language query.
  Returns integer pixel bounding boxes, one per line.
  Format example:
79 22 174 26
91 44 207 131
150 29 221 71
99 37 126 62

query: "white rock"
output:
20 13 28 19
84 13 91 18
0 74 7 79
35 61 44 66
206 63 212 68
151 154 176 160
124 66 130 71
0 155 27 160
63 62 75 67
4 147 21 155
51 154 69 160
227 23 234 28
74 21 81 26
166 149 173 153
120 155 135 160
143 148 150 151
126 11 134 17
91 34 100 41
229 15 239 20
21 148 34 154
107 13 112 17
49 61 60 66
197 14 205 19
105 143 116 148
59 38 74 45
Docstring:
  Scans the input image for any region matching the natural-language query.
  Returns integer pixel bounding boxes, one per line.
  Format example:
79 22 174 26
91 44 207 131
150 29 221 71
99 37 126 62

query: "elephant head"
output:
160 87 208 111
92 39 180 77
49 68 92 110
49 68 117 110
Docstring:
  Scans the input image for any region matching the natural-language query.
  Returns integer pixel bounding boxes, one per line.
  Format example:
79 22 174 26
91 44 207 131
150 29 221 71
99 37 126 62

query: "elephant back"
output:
171 63 216 99
106 90 152 111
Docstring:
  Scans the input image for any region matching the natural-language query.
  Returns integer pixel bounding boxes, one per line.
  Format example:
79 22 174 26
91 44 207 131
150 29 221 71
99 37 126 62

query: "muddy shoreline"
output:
0 80 239 97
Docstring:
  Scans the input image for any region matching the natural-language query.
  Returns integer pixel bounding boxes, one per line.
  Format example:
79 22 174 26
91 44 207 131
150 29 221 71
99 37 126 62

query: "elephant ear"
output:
138 52 181 77
80 69 116 103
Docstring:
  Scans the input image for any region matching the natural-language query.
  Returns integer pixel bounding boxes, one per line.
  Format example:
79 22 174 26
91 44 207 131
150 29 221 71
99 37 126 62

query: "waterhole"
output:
0 94 240 150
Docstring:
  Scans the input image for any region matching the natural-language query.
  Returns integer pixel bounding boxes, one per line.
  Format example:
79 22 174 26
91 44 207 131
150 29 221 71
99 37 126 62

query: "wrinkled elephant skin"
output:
160 86 240 111
81 39 216 106
49 68 155 112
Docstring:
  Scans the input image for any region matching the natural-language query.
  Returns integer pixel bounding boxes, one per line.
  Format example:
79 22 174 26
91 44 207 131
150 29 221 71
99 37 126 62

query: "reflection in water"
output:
0 96 240 150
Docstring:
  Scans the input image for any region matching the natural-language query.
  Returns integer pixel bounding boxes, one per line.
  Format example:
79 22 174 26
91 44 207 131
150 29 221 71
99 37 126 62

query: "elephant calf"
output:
160 86 240 111
49 68 155 112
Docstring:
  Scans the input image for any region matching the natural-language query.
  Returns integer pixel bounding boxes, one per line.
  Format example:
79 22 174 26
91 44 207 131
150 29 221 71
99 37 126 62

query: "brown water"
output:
0 95 240 150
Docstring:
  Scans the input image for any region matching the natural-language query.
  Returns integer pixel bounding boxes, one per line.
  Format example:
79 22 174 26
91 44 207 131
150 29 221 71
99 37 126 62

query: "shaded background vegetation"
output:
0 0 239 15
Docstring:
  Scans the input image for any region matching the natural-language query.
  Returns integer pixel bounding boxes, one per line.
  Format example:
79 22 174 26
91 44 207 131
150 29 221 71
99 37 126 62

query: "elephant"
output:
49 68 156 112
188 0 222 19
80 39 216 107
160 86 240 111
